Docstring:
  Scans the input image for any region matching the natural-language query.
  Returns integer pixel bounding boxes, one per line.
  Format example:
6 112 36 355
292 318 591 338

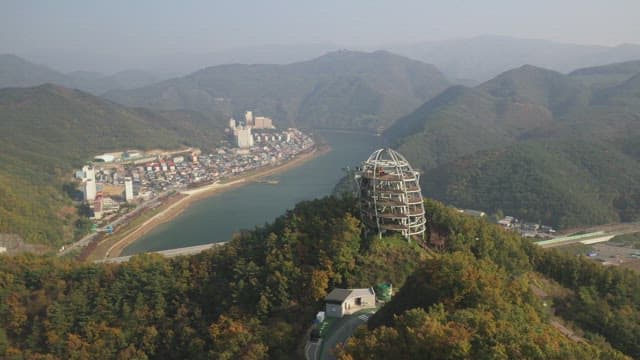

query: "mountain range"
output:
104 50 451 131
388 35 640 82
0 54 164 94
388 60 640 228
19 36 640 84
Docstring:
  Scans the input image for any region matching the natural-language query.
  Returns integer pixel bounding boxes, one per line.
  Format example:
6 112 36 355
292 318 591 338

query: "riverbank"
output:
99 145 330 259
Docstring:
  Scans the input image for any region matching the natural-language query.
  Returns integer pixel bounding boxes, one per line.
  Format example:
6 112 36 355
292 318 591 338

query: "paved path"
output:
320 311 374 360
95 242 226 263
305 340 322 360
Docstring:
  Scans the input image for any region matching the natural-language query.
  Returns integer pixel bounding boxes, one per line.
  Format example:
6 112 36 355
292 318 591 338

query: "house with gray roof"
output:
324 288 376 318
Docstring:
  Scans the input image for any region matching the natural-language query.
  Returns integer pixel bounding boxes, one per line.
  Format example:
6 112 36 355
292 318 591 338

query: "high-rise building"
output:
81 165 97 202
124 177 134 202
236 126 254 148
244 111 254 126
82 165 95 182
84 179 96 202
229 118 236 129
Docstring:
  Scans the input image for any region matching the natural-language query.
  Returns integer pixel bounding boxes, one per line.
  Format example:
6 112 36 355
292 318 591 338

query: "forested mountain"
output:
388 62 640 228
104 50 451 131
569 59 640 89
0 54 69 89
2 196 639 359
0 54 162 94
0 84 226 245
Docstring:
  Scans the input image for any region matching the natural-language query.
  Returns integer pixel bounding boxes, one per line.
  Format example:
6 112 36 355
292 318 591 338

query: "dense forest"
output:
0 84 227 246
2 196 640 358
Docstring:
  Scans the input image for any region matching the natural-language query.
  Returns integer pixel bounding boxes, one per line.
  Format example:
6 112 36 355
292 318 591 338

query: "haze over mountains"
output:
105 50 451 131
14 35 640 83
388 35 640 82
0 54 165 94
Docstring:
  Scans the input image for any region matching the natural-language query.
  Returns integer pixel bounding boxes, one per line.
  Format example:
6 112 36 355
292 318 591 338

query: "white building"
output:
82 165 95 182
245 111 254 126
94 154 116 163
81 165 97 202
325 288 376 318
84 179 96 202
124 177 134 202
229 118 236 129
236 126 254 148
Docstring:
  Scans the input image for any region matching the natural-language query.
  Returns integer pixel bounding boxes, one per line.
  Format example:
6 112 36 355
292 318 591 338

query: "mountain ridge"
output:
104 50 451 131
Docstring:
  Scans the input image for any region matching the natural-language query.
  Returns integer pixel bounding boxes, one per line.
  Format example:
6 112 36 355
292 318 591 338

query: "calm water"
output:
122 131 381 255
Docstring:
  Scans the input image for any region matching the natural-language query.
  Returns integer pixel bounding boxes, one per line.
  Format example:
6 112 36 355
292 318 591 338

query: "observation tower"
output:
356 148 426 240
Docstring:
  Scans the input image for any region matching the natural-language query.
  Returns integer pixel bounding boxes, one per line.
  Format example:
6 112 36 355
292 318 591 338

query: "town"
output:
74 111 314 222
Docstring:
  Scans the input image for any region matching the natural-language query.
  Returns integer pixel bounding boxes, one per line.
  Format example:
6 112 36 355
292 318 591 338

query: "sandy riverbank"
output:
103 145 330 259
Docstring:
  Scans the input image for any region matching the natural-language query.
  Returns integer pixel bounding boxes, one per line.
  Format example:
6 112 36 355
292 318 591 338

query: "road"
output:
95 242 227 263
305 340 322 360
318 311 373 360
58 192 171 257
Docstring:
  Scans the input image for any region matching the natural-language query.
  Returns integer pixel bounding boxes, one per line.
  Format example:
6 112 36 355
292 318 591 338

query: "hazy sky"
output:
2 0 639 72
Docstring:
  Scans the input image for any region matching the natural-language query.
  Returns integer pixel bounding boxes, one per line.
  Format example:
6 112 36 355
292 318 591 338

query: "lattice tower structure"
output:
356 148 426 240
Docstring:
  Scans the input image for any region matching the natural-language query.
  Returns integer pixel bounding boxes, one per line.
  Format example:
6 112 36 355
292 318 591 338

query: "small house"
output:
324 288 376 318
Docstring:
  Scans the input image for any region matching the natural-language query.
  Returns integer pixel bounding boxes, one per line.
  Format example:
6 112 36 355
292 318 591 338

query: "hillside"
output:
0 54 69 89
0 84 226 245
421 141 640 228
0 54 162 94
104 50 451 131
387 62 640 228
2 197 639 358
339 200 638 359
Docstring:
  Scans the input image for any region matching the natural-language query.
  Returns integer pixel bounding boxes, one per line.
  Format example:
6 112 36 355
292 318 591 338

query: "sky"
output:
2 0 639 72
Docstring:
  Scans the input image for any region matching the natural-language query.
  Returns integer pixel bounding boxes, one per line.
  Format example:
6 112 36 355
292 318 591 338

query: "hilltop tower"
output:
356 148 425 240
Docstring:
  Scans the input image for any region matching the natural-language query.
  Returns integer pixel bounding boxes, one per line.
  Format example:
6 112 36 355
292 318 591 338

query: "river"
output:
122 130 382 255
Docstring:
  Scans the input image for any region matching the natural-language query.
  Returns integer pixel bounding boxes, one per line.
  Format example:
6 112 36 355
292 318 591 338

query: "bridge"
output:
95 242 227 264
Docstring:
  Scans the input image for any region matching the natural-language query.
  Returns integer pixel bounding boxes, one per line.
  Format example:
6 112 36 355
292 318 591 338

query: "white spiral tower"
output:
356 148 426 240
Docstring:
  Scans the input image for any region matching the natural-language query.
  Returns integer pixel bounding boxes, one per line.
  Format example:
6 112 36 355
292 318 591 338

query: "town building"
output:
254 116 274 129
124 177 134 202
324 288 377 318
236 126 254 148
83 178 96 202
81 165 95 182
245 110 254 126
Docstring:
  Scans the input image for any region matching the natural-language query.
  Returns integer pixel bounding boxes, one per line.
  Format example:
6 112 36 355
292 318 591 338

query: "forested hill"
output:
104 50 451 131
387 62 640 228
0 54 68 89
2 196 639 359
569 59 640 89
0 84 226 246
